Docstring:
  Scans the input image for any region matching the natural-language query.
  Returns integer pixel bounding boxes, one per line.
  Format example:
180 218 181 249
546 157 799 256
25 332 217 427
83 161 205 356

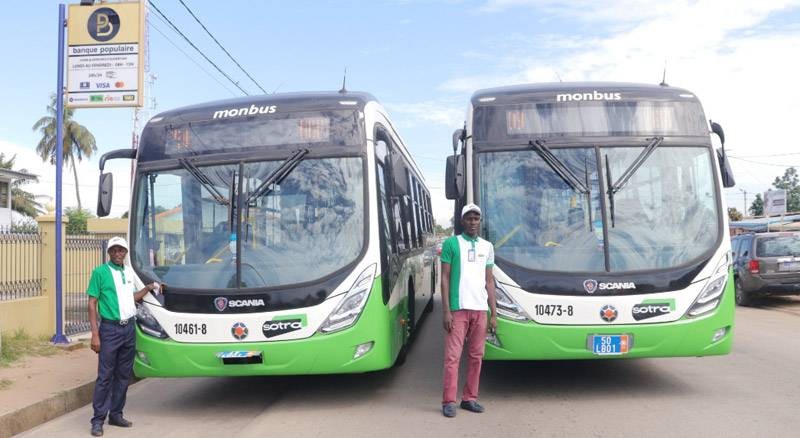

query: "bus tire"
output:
424 272 435 314
407 279 416 338
735 278 753 307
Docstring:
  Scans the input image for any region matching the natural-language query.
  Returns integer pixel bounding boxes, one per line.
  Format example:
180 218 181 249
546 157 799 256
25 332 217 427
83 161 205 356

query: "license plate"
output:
216 351 261 359
778 262 800 271
590 334 631 355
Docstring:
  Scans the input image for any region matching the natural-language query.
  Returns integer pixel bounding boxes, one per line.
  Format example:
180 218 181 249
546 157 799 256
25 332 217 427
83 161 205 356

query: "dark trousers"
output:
91 320 136 426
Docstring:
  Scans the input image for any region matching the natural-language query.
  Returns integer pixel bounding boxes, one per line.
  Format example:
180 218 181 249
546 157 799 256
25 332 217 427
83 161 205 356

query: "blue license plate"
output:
591 334 631 355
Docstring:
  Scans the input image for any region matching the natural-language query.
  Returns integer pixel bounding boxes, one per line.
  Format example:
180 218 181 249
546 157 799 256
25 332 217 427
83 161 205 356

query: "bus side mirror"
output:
452 128 465 152
710 121 725 146
445 155 465 200
717 148 736 188
97 172 113 217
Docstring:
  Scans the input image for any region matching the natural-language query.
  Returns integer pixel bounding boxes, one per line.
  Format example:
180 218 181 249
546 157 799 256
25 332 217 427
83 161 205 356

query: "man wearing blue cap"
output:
440 203 497 418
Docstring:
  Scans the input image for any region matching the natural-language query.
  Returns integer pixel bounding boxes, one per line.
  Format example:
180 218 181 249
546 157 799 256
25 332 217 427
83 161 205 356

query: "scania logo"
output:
599 282 636 290
600 305 618 322
583 279 598 294
262 315 307 338
231 322 248 340
632 299 675 321
214 297 228 312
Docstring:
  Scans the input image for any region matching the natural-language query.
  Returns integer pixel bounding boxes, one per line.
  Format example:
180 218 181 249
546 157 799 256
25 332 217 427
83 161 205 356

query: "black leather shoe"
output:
460 400 485 413
108 416 133 427
90 424 103 436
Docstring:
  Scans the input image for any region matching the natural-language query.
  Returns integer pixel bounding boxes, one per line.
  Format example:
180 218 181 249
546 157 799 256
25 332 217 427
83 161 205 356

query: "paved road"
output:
23 296 800 438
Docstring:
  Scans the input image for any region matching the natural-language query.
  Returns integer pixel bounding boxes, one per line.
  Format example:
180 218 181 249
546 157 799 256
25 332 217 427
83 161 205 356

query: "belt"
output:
101 317 135 326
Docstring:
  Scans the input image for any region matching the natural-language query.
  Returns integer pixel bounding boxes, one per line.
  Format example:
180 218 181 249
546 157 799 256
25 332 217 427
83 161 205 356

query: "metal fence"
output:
65 235 106 336
0 228 42 301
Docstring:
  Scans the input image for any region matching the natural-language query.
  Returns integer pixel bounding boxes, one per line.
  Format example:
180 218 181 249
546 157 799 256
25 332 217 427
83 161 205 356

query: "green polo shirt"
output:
440 234 495 311
86 262 137 321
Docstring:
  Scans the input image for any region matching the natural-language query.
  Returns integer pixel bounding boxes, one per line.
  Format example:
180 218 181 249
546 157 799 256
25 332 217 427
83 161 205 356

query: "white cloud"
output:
0 140 131 218
386 101 466 127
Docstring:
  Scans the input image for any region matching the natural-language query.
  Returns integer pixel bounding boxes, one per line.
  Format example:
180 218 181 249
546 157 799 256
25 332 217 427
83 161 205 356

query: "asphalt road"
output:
23 295 800 438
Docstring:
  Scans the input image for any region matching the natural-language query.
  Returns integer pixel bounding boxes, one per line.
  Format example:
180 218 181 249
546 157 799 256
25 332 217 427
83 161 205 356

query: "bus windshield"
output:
131 157 364 290
478 146 719 273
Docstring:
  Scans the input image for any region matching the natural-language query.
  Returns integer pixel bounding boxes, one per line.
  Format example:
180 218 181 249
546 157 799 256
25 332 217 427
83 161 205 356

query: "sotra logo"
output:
632 299 676 321
262 315 307 338
231 322 248 340
600 305 618 322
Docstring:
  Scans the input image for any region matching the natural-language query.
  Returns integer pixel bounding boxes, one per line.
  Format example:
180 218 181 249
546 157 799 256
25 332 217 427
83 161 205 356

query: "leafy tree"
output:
749 193 764 217
0 153 44 218
772 167 800 213
728 207 743 222
32 94 97 211
65 207 95 235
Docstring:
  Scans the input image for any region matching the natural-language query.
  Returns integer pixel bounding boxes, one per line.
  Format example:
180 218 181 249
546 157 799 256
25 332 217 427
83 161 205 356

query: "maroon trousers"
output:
442 309 487 404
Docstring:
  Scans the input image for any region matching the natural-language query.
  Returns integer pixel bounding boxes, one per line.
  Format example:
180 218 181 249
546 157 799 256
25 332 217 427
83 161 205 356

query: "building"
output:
0 168 38 228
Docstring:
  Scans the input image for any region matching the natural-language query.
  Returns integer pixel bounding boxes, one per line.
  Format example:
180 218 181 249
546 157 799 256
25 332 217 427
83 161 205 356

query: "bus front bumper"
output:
485 288 735 360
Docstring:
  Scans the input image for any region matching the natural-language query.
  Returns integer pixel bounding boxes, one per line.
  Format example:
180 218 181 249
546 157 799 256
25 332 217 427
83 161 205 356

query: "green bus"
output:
445 82 737 359
97 92 437 376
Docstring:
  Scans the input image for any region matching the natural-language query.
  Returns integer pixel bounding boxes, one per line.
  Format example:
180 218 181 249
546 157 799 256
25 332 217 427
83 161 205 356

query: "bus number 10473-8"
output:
534 304 574 317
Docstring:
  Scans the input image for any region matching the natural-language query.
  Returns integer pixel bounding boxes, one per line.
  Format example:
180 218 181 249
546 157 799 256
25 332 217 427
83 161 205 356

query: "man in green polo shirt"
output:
440 203 497 418
87 236 160 437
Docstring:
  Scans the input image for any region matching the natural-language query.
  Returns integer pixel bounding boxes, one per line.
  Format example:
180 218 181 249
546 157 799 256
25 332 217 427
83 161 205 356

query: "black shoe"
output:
460 400 485 413
108 416 133 427
442 402 457 418
90 424 103 436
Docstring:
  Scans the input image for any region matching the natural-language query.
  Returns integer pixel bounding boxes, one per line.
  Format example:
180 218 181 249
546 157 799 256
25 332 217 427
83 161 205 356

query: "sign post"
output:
52 3 69 345
66 1 144 108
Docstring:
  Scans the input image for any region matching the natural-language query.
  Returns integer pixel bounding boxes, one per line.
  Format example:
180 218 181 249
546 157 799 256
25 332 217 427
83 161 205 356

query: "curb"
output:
0 380 95 437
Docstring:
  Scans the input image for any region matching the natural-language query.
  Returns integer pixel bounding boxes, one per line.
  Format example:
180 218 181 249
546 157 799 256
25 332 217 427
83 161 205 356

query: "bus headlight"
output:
495 281 530 321
686 257 729 317
136 303 169 339
319 264 376 334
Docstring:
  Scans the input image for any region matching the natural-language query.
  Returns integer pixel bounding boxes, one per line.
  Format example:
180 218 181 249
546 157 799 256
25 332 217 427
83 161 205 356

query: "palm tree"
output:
32 94 97 210
0 153 44 218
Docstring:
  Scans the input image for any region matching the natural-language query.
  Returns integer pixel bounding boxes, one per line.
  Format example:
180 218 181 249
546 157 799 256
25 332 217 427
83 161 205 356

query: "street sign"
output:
764 189 787 217
66 1 144 108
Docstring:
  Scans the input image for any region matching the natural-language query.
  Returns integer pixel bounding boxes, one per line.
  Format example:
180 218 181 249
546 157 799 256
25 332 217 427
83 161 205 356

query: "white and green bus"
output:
97 92 437 376
445 82 737 359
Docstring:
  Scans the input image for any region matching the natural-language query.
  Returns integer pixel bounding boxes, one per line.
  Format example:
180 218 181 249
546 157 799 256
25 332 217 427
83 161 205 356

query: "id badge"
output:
468 248 476 262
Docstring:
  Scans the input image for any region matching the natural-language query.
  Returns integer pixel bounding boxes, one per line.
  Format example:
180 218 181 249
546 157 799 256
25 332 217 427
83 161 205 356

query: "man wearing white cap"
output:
86 236 161 437
440 203 497 418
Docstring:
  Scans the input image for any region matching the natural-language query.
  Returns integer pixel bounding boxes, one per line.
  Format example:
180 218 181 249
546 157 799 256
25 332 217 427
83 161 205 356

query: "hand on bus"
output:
488 315 497 334
443 310 454 332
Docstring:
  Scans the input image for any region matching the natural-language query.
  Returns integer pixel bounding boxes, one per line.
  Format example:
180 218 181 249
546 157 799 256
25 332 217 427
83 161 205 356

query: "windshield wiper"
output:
245 148 309 205
178 158 229 205
605 155 615 228
530 140 589 194
609 136 664 194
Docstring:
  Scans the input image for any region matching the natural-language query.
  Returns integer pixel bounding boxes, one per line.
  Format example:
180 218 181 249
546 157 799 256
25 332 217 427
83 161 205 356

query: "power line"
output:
177 0 268 94
729 156 800 168
147 17 238 97
147 0 249 96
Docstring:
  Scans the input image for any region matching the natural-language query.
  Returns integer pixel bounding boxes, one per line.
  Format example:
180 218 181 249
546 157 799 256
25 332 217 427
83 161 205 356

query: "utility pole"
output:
739 188 748 216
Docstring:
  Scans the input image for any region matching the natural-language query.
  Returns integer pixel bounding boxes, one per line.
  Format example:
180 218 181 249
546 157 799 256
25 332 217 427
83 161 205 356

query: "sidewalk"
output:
0 337 97 437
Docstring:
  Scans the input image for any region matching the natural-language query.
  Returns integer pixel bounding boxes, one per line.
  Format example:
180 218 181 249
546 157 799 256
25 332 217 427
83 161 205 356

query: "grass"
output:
0 329 61 367
0 379 12 390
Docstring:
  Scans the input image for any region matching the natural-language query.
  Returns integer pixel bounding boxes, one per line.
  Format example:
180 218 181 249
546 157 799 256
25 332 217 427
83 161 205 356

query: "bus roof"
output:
149 91 378 125
471 82 700 106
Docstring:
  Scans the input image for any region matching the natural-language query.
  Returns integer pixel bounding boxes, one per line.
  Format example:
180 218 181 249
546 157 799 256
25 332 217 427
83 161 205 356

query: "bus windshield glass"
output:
478 146 719 272
138 109 362 161
473 100 708 140
131 157 364 290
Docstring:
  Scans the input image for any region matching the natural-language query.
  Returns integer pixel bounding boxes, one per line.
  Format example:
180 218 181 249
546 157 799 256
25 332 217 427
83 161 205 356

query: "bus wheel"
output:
407 280 416 339
735 278 753 307
424 272 435 314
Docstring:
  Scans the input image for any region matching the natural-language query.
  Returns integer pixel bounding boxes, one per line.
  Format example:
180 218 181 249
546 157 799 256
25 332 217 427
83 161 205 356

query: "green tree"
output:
749 193 764 217
32 94 97 211
0 153 44 218
64 207 95 235
772 167 800 213
728 207 743 222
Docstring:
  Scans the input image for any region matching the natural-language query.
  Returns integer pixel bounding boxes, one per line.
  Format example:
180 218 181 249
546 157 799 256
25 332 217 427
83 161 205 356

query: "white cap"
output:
461 203 481 218
107 236 129 252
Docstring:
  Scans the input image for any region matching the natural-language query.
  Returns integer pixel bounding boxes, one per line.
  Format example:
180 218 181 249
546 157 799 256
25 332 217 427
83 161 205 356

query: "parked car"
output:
731 231 800 306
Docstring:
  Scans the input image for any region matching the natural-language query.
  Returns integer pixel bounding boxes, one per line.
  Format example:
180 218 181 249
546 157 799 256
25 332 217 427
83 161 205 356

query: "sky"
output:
2 0 800 224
